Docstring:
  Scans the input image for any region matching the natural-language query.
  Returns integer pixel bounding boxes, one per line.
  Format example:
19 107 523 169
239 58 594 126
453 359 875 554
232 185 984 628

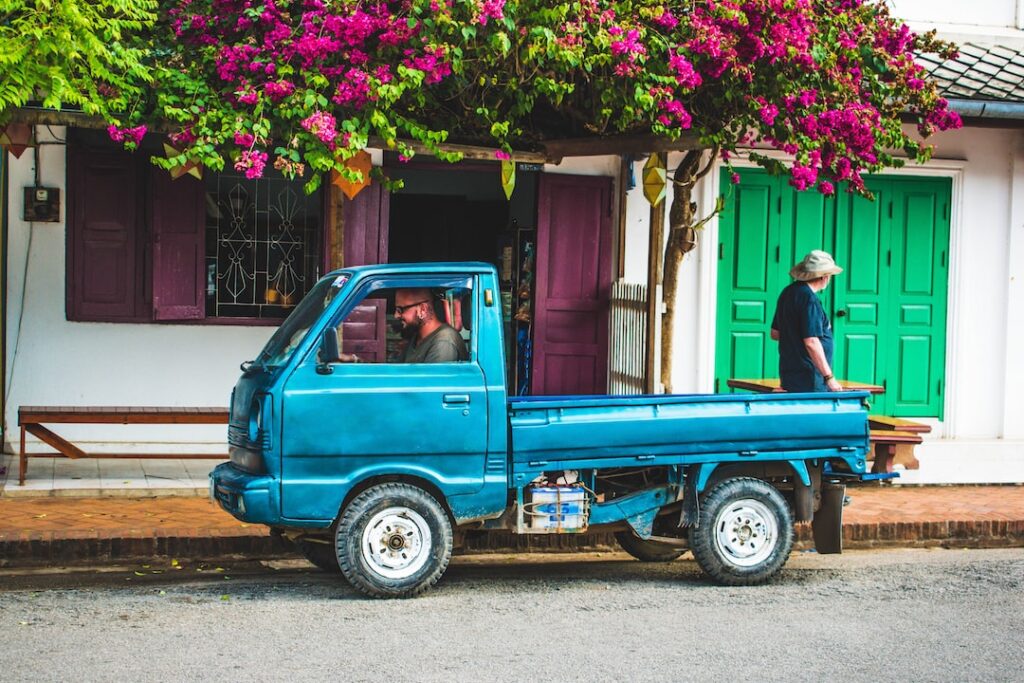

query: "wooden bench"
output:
17 406 230 486
867 416 931 474
726 378 886 394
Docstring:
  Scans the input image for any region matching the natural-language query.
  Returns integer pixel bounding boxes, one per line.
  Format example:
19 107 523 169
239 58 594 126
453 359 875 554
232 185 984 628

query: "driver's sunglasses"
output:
394 299 430 314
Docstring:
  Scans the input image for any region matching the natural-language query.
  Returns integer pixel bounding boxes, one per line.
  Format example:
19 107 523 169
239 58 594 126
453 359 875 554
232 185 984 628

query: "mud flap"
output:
811 484 845 554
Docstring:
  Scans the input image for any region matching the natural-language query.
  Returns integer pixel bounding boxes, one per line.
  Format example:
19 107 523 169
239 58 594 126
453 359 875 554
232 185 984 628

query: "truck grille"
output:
229 424 271 451
228 424 250 448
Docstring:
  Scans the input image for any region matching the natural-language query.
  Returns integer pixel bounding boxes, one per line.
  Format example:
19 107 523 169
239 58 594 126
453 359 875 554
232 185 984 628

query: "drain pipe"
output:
946 98 1024 120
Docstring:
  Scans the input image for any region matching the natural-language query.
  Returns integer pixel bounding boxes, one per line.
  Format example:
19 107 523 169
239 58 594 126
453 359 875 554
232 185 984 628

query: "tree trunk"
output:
659 149 713 393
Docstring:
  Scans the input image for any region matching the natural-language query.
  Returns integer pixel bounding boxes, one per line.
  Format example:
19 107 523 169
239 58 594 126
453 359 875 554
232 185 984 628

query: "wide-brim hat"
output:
790 250 843 281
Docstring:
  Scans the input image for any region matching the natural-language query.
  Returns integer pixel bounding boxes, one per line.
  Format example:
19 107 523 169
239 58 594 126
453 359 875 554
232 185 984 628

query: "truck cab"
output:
214 262 510 525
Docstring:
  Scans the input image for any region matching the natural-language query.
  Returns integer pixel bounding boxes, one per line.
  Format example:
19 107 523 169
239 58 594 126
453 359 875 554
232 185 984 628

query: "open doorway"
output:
387 161 539 392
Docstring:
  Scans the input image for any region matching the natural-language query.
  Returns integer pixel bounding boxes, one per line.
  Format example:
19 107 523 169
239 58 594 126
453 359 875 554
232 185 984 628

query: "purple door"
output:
151 168 205 320
533 174 613 395
341 184 389 362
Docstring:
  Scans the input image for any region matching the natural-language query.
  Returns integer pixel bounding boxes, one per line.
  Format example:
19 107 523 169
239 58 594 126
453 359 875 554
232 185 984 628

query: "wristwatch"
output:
823 374 834 381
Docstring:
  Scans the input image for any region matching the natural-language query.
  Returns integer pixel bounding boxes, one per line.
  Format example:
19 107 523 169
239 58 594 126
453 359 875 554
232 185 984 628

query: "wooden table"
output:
18 406 230 486
726 378 886 394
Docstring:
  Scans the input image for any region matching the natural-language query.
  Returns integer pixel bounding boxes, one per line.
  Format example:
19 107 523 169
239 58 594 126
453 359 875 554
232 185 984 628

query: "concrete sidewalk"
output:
1 485 1022 566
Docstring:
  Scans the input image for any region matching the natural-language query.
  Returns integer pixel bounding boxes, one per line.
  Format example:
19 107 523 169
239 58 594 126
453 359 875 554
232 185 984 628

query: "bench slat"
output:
870 429 924 445
868 415 931 434
20 406 229 425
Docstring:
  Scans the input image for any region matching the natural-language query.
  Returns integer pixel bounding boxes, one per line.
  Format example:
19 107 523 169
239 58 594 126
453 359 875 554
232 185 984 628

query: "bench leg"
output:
19 425 26 486
871 443 896 474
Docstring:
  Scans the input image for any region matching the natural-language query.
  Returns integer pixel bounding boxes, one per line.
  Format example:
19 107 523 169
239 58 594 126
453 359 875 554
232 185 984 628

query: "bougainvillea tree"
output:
119 1 959 186
99 0 960 390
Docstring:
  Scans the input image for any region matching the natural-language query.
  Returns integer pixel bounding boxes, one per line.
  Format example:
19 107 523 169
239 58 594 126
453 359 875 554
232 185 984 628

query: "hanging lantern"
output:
0 123 34 159
642 153 667 207
500 159 516 200
331 150 372 199
163 143 203 180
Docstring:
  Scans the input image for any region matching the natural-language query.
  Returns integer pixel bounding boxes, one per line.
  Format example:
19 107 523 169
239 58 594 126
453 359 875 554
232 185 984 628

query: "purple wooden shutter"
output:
533 174 614 395
150 168 205 320
67 145 142 321
341 184 389 362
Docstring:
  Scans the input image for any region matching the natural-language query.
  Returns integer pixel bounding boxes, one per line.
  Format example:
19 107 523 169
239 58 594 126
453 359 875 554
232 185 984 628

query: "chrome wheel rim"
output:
361 507 432 580
713 498 778 568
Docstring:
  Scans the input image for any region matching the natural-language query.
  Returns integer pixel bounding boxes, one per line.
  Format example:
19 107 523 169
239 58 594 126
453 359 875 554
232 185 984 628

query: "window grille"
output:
205 173 322 319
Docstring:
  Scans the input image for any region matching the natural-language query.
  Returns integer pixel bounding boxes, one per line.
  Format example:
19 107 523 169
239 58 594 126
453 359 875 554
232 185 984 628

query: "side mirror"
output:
316 329 340 375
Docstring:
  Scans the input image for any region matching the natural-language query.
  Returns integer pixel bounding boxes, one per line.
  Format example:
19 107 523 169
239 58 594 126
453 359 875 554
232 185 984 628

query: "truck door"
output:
278 281 488 521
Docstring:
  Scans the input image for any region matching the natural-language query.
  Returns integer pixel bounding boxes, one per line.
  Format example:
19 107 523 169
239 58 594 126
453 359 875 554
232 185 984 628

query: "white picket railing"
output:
609 280 647 395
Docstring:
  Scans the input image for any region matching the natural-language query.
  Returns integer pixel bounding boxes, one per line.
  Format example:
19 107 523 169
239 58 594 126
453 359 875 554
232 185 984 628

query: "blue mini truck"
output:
211 262 881 598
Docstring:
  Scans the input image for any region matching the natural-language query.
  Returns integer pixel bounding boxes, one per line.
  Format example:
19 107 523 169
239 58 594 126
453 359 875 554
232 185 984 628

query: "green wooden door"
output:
886 178 949 417
831 177 891 390
714 173 782 391
716 169 950 418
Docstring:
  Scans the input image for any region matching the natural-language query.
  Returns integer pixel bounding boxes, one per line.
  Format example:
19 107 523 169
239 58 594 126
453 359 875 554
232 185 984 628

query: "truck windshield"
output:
255 273 349 369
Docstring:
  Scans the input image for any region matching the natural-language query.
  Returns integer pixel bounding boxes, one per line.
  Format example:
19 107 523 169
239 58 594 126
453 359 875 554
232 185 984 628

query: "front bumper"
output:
209 462 279 524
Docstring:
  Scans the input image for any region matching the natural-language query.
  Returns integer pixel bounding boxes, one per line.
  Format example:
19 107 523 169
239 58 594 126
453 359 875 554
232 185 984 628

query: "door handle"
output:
836 309 847 318
442 394 470 406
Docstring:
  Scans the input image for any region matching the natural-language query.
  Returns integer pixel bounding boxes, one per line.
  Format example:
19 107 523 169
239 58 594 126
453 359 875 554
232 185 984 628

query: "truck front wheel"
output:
335 483 453 598
689 478 794 585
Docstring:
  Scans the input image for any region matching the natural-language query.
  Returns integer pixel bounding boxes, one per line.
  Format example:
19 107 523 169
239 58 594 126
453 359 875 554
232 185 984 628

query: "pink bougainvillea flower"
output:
234 150 268 180
301 111 339 148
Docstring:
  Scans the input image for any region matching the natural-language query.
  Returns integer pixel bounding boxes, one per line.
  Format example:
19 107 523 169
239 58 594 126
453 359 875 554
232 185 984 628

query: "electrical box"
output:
23 186 60 222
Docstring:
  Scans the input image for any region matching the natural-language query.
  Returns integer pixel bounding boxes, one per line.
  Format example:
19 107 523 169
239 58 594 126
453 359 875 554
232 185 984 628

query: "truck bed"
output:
508 392 870 474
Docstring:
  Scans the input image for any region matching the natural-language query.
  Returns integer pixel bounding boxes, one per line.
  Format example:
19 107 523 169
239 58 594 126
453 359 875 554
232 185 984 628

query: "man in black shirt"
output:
770 250 843 392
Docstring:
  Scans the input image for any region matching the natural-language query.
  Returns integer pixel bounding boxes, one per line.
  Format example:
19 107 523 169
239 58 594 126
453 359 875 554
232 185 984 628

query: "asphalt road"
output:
1 548 1022 682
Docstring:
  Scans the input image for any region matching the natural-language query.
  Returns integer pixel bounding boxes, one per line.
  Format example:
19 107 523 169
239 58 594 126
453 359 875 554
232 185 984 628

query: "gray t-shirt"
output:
401 324 469 363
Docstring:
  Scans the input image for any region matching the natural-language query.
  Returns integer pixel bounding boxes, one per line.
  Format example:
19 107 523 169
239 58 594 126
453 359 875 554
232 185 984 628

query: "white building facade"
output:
3 2 1022 485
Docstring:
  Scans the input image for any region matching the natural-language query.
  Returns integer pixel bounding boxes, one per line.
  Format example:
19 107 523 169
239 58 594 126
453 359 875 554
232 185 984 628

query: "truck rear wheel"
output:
335 483 453 599
689 478 794 585
615 531 687 562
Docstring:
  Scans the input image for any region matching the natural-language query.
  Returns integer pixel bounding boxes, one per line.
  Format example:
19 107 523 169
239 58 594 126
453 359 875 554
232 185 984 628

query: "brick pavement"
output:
0 485 1021 566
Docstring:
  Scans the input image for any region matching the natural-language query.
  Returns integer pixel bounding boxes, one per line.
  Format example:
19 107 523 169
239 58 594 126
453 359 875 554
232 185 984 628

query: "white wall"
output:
890 0 1016 29
619 154 707 394
4 128 274 452
889 0 1024 46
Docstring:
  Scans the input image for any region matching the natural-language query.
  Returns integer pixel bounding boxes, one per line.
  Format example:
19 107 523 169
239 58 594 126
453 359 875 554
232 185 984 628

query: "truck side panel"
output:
509 393 869 471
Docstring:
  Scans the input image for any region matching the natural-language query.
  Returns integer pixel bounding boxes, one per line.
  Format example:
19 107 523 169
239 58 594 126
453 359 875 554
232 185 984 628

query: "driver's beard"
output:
394 317 419 340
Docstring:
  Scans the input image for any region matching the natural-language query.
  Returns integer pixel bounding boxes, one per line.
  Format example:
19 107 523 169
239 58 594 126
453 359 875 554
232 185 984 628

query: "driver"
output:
392 288 468 363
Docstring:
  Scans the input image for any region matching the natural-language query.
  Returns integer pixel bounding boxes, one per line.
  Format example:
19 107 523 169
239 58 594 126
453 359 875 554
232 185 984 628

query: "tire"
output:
689 477 794 586
335 483 453 599
298 539 341 573
615 530 687 562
